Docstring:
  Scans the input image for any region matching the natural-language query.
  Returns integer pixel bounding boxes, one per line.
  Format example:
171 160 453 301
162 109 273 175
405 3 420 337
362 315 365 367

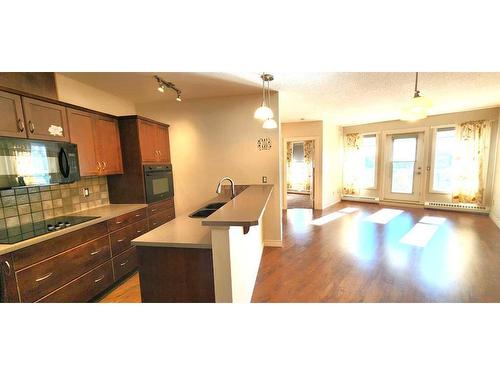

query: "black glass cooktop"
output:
0 215 100 244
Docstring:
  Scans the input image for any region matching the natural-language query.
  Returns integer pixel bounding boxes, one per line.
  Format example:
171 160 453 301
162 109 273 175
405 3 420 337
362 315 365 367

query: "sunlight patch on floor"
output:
339 207 359 213
364 208 404 224
400 223 439 247
419 216 447 225
311 212 345 226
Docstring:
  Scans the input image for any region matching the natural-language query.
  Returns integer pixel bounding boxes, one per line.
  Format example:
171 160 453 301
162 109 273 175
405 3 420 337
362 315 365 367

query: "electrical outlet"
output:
82 187 90 197
262 176 268 183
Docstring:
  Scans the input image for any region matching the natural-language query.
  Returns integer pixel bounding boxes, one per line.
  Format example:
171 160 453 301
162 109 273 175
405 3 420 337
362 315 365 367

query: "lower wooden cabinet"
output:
112 246 138 281
38 261 114 303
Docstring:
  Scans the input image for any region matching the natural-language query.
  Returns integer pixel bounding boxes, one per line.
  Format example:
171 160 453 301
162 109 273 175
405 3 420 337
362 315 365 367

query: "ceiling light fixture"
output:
401 72 432 122
155 75 182 102
254 73 274 121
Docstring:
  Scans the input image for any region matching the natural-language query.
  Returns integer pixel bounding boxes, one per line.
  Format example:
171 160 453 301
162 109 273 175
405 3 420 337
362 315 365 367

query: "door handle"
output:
17 119 25 132
28 121 35 134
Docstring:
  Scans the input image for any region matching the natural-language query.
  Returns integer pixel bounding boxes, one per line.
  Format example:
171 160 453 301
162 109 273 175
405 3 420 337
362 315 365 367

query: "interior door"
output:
384 133 424 201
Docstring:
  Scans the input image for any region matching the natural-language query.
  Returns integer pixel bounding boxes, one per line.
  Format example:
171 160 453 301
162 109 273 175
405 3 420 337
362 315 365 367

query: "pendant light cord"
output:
414 72 419 97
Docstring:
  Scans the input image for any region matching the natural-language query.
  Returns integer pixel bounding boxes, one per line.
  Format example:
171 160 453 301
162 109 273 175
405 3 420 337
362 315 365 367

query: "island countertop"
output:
132 184 273 249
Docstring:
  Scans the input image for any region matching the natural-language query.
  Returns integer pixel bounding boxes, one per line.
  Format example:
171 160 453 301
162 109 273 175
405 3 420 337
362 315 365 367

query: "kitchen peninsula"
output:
132 184 273 303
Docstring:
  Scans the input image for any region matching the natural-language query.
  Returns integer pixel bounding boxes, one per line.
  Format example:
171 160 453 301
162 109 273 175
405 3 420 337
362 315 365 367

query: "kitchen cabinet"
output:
0 91 26 138
0 254 20 302
21 97 69 141
94 116 123 175
68 109 123 176
67 108 99 176
138 119 170 163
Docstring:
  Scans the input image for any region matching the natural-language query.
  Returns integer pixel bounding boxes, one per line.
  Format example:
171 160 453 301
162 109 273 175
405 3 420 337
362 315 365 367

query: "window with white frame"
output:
360 135 377 189
432 127 456 193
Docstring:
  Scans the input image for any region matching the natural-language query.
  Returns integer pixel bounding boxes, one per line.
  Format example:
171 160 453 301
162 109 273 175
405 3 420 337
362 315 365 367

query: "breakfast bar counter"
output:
131 184 274 303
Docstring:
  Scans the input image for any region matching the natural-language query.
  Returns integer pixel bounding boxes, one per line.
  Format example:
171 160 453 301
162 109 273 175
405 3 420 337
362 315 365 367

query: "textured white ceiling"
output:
61 72 500 126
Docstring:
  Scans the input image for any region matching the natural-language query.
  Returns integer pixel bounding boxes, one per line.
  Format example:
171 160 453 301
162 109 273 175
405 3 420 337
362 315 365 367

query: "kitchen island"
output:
131 184 273 303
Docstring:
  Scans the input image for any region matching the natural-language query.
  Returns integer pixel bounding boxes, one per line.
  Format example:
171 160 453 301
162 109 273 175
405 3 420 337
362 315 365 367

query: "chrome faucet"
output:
216 177 236 198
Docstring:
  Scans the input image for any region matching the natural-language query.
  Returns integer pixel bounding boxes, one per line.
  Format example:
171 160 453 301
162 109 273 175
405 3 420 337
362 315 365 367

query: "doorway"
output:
286 140 315 209
384 132 425 202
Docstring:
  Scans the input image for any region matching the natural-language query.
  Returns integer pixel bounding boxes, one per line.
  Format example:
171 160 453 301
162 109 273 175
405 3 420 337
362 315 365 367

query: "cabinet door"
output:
67 108 99 176
22 97 69 141
94 116 123 175
138 120 158 163
155 125 171 163
0 91 26 138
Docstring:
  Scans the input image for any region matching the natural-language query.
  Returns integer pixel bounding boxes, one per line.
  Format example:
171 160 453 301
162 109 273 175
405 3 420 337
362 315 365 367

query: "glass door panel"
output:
391 137 417 194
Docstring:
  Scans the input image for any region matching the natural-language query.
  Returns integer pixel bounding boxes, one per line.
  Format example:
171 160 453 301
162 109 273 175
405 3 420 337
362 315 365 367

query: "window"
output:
432 128 456 192
360 135 377 189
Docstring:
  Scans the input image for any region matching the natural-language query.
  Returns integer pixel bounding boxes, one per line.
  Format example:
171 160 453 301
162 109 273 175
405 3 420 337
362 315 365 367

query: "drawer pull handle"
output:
136 230 142 234
90 248 102 255
152 222 157 226
120 260 129 267
117 238 127 243
151 208 157 212
35 273 53 282
135 214 142 217
94 275 105 283
115 220 123 224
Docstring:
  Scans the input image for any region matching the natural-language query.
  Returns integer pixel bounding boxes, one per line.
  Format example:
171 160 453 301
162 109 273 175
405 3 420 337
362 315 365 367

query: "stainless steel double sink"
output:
189 202 227 218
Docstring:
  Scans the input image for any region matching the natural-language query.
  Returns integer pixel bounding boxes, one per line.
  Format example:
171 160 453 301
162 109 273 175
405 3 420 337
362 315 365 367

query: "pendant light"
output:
401 72 432 122
254 73 274 121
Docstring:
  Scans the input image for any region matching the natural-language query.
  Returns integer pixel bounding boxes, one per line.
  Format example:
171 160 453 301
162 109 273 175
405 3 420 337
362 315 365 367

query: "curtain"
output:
452 120 491 205
342 133 362 195
286 142 293 189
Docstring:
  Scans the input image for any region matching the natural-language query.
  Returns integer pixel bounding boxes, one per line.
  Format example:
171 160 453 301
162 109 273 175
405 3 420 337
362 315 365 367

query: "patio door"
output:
384 132 424 202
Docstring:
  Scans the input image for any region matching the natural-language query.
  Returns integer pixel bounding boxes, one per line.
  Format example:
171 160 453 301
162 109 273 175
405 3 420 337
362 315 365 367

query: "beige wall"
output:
323 122 343 208
281 121 323 209
343 107 500 206
137 93 282 245
55 73 136 115
491 111 500 227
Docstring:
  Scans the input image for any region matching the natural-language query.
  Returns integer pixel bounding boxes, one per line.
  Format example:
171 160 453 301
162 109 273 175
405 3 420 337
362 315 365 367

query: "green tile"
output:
29 192 41 202
1 190 14 197
5 216 20 228
31 211 44 222
14 187 27 195
2 196 16 207
4 206 18 218
16 194 29 205
19 214 32 225
39 185 51 192
28 187 40 194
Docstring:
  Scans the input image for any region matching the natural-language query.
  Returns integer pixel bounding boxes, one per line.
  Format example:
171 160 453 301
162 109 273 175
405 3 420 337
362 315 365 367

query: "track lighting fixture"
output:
155 75 182 102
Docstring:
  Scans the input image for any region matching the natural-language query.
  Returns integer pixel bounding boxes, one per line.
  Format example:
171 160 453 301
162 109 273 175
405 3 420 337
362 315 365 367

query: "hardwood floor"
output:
99 201 500 303
287 192 312 209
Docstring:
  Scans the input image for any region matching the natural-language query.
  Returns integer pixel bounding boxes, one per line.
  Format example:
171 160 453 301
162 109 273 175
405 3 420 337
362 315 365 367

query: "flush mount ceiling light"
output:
401 72 432 122
155 75 182 102
254 73 274 121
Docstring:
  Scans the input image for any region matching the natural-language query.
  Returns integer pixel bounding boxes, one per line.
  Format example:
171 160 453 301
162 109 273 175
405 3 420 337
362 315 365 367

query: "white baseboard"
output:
264 240 283 247
490 212 500 229
321 198 341 210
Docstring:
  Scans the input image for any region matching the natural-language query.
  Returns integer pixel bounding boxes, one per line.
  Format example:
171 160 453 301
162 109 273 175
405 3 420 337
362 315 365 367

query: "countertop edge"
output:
0 203 148 257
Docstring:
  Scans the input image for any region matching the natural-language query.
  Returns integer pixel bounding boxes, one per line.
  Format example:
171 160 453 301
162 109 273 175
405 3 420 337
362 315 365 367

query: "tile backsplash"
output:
0 176 109 231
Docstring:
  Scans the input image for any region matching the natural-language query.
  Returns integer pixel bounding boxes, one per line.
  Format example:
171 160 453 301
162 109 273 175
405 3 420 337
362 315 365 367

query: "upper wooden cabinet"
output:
68 109 123 176
0 91 26 138
67 108 99 176
22 97 69 141
94 116 123 175
138 119 171 163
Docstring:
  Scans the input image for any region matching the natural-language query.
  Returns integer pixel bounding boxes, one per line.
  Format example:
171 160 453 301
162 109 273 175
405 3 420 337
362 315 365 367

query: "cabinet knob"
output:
17 119 25 132
28 121 35 134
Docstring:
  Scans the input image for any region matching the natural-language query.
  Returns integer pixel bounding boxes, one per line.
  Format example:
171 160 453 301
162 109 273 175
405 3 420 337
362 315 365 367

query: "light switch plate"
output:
262 176 268 183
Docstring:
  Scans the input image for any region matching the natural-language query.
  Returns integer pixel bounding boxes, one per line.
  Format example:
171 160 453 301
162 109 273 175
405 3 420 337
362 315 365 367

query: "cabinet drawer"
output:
147 198 174 217
37 261 114 303
107 208 147 232
16 235 111 302
13 222 108 270
113 246 138 281
110 219 148 256
148 209 175 230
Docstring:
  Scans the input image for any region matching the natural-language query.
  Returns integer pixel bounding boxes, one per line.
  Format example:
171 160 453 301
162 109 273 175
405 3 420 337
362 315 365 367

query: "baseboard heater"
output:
424 201 490 214
342 195 380 204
